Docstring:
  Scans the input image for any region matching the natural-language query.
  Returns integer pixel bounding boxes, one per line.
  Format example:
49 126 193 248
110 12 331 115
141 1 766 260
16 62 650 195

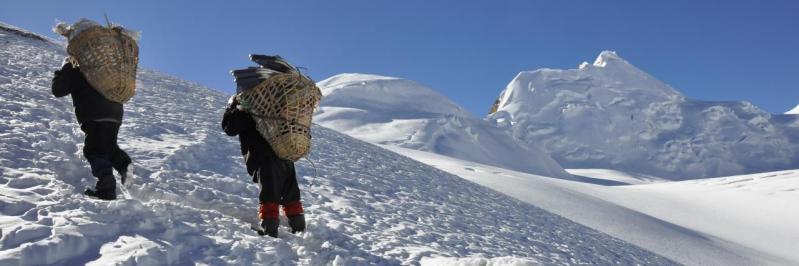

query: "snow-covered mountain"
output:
489 51 799 179
0 23 672 264
314 73 571 179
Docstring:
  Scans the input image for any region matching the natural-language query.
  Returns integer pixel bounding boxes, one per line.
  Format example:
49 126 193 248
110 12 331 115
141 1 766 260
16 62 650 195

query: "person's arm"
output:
51 62 75 97
222 96 247 136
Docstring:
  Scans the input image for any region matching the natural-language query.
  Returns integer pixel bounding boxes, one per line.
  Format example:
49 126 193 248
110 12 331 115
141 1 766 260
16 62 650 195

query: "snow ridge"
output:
317 73 465 118
0 22 62 46
0 23 671 264
315 73 572 179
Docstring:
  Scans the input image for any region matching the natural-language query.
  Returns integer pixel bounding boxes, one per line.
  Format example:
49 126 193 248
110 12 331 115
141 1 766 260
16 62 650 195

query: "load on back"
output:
232 55 322 161
54 18 140 103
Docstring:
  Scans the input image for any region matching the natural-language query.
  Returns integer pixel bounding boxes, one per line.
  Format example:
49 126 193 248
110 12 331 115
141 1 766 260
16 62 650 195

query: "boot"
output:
85 175 116 200
259 202 280 238
260 218 279 238
288 214 305 234
283 201 305 234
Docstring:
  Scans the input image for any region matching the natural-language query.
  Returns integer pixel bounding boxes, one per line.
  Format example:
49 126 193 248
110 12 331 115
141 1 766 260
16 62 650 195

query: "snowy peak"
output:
318 73 465 117
786 104 799 114
582 51 675 93
588 51 647 77
592 50 624 68
493 51 682 123
316 73 401 87
490 51 799 179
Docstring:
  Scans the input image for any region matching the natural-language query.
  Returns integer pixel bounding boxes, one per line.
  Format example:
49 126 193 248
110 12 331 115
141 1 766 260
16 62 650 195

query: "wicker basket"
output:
67 26 139 103
237 72 322 161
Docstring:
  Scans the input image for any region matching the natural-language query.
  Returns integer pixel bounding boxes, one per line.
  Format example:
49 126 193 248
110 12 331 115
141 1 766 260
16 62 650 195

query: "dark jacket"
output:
52 62 123 124
222 98 290 180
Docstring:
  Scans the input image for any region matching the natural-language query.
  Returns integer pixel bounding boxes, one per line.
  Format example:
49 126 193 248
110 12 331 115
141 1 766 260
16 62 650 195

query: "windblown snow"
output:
315 74 571 179
0 23 674 265
490 51 799 179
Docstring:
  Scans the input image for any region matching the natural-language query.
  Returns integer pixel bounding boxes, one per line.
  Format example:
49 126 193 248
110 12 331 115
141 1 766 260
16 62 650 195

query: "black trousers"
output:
256 159 301 204
81 121 131 178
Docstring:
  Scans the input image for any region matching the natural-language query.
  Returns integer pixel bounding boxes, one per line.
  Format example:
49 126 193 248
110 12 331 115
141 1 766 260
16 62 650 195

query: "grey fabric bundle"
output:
232 67 280 93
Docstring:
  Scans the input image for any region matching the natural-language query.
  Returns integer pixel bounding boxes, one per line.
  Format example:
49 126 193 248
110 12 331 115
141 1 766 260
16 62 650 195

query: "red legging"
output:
259 201 303 219
256 162 303 219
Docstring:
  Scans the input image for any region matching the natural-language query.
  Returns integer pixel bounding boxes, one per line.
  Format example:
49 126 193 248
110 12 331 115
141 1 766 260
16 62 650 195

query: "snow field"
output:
383 146 799 265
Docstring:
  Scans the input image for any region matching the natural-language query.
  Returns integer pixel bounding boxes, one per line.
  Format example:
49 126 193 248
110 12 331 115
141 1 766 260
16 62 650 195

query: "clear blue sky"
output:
3 1 798 114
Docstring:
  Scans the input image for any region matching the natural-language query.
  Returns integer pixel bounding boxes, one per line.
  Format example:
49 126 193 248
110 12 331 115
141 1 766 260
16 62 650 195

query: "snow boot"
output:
288 214 305 234
283 201 305 233
259 218 279 238
85 175 116 200
258 202 280 237
84 188 116 200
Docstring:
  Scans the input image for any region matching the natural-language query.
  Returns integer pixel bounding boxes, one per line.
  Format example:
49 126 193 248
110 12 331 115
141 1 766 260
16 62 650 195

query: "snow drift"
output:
314 73 571 179
490 51 799 179
0 22 671 265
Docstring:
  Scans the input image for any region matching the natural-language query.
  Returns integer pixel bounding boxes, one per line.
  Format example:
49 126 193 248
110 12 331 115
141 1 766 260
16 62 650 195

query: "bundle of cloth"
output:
232 54 298 93
53 18 140 43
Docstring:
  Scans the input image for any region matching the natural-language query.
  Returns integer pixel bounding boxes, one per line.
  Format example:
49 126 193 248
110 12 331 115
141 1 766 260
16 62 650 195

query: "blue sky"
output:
3 1 798 114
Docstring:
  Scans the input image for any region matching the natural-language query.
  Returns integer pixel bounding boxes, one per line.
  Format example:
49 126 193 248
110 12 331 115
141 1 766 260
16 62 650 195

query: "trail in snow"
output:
0 23 673 265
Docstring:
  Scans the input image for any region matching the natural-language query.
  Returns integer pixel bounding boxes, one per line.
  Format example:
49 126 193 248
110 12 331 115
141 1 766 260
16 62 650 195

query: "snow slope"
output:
0 23 673 265
315 74 571 179
490 51 799 179
384 146 799 265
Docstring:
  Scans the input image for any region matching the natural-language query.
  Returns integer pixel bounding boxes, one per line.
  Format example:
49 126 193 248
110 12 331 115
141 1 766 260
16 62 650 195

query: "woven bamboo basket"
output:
237 72 322 161
67 26 139 103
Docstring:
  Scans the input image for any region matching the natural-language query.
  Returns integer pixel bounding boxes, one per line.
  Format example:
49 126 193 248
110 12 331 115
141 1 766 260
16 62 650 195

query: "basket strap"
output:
112 28 127 90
